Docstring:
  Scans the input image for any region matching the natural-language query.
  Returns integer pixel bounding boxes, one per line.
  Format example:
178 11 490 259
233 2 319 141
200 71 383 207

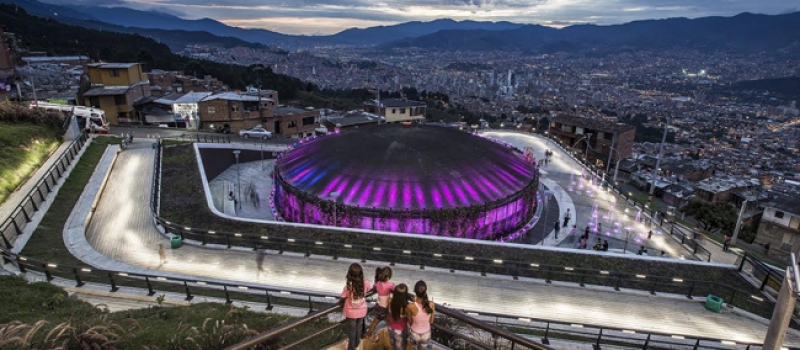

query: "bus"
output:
29 101 110 134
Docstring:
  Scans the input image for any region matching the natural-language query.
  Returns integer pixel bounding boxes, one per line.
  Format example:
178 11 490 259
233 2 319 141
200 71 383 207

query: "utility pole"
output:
762 253 800 350
649 117 670 201
731 199 748 245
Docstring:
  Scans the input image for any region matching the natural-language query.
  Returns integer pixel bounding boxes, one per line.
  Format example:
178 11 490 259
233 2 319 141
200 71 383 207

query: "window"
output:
399 108 406 114
230 105 240 112
392 109 396 114
114 95 125 106
89 97 100 107
207 107 216 114
302 116 315 126
775 211 785 219
288 120 297 128
110 69 120 77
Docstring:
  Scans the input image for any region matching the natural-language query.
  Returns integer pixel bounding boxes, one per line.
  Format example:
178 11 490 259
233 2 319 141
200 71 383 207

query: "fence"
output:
0 132 89 250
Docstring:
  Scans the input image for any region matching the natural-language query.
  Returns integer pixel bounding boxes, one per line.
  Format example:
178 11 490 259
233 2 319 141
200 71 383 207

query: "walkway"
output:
0 141 73 220
72 140 798 346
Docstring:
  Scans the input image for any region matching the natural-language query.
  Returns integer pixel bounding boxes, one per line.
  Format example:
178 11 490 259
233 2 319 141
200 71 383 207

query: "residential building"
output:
323 110 383 131
0 26 15 98
754 194 800 256
196 92 274 132
363 98 426 123
147 70 228 97
82 63 149 124
694 176 760 204
271 106 320 138
549 115 636 171
137 91 212 129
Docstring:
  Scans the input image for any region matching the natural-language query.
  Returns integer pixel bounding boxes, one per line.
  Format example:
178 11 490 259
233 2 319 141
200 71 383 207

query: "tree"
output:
680 199 737 233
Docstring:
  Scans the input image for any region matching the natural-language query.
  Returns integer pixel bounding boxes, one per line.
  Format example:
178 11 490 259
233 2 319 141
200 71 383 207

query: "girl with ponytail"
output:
341 263 371 350
406 280 435 350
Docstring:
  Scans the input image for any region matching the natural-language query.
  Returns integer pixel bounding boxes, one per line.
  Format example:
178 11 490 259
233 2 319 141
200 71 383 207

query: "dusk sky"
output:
44 0 797 35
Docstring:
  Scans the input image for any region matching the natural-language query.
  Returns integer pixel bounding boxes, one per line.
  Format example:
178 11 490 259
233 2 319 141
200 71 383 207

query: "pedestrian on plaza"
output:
661 250 666 256
341 263 371 350
563 209 571 228
597 222 602 234
602 240 609 251
569 224 578 238
593 237 602 250
579 236 588 249
553 220 561 239
406 280 435 350
256 249 266 273
648 230 653 240
637 246 647 255
723 235 732 252
158 243 167 265
584 226 590 239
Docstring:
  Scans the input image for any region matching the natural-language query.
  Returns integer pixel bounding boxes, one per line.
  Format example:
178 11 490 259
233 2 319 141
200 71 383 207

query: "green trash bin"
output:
170 236 183 249
705 294 723 312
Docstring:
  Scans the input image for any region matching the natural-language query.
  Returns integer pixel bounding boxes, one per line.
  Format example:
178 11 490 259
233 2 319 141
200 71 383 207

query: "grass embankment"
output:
0 275 341 349
22 136 119 266
0 122 62 204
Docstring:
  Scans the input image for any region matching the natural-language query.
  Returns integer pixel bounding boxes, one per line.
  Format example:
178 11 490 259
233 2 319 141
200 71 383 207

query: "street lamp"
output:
233 150 242 210
540 190 554 246
330 191 341 226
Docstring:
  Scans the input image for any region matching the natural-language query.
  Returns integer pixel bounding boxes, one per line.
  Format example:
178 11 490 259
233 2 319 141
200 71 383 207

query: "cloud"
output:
41 0 796 34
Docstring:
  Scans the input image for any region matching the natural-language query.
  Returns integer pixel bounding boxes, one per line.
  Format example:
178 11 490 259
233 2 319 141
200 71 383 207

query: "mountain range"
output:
5 0 800 54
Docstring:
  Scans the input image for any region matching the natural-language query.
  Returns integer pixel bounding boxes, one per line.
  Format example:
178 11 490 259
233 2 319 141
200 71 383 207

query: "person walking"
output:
563 209 571 228
406 280 435 350
158 243 167 265
553 220 560 239
723 235 731 252
341 263 371 350
597 222 602 234
648 230 653 240
569 224 578 239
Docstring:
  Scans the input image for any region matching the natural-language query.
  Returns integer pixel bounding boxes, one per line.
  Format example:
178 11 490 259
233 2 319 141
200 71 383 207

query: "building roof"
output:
22 56 88 63
274 106 310 116
201 92 265 102
83 86 130 97
326 111 383 127
552 115 635 134
175 91 212 104
696 176 760 193
366 98 426 108
767 194 800 216
87 63 138 69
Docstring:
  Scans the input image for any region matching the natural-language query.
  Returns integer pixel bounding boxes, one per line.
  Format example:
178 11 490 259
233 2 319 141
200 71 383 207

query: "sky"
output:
44 0 798 35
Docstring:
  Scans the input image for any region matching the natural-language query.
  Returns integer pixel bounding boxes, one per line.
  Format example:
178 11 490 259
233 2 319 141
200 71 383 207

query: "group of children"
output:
341 263 435 350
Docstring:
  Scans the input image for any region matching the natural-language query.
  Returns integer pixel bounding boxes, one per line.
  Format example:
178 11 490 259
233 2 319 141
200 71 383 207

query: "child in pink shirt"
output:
366 266 395 340
341 263 371 350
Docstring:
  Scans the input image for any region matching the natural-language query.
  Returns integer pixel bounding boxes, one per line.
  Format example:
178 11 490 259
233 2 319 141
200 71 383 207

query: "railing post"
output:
223 286 232 304
307 295 314 314
201 234 206 245
362 247 367 263
1 231 12 250
304 242 311 257
760 275 769 291
183 281 194 301
692 339 700 350
614 274 622 291
43 264 53 281
481 261 486 276
512 263 519 280
12 219 23 236
108 272 119 292
650 281 657 295
36 186 45 203
21 206 31 223
16 256 26 273
686 282 695 299
580 274 585 287
265 291 274 311
332 247 338 260
738 253 747 272
595 328 603 350
72 268 84 287
45 173 53 192
278 243 284 255
145 277 156 296
29 195 39 211
642 334 650 349
226 235 231 249
540 322 550 345
545 266 551 283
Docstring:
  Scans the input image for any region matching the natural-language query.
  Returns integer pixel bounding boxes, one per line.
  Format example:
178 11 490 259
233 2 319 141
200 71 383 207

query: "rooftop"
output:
552 115 636 134
201 92 266 102
365 98 427 108
274 106 310 116
767 194 800 216
87 63 138 69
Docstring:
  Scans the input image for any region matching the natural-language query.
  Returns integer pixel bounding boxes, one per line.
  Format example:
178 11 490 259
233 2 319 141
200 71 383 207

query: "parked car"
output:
214 123 231 134
239 126 273 139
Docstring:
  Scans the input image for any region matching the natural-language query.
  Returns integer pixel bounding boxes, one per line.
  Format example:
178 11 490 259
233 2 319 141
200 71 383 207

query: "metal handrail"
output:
0 132 89 249
437 304 555 350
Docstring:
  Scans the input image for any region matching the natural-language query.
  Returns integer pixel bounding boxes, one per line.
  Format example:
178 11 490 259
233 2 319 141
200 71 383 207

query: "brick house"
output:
270 106 320 138
549 115 636 171
147 70 228 97
197 92 274 132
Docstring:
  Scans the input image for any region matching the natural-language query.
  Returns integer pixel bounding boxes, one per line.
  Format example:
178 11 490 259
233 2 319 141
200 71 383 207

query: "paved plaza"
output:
45 136 792 346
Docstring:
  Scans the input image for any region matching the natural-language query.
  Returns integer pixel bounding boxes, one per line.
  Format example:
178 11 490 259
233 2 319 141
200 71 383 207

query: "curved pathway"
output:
71 138 798 346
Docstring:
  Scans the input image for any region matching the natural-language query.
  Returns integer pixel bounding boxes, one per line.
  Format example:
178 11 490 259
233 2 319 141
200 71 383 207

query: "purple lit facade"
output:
273 125 538 240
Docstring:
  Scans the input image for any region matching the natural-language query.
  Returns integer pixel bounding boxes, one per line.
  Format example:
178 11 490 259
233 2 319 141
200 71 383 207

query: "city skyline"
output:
40 0 797 35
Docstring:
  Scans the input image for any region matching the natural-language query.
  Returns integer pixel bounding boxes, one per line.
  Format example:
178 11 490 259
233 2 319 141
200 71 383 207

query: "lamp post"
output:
731 199 748 245
649 117 670 201
233 150 242 210
540 190 554 246
330 191 341 226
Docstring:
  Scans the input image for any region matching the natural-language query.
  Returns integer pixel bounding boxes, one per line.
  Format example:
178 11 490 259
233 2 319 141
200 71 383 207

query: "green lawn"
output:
22 136 119 266
0 275 342 349
0 122 62 205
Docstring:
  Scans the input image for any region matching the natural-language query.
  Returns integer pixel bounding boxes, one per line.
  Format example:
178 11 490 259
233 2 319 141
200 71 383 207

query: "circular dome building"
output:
273 124 538 240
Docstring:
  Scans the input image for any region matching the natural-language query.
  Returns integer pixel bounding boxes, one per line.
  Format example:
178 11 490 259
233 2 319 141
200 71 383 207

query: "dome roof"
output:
275 124 536 210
